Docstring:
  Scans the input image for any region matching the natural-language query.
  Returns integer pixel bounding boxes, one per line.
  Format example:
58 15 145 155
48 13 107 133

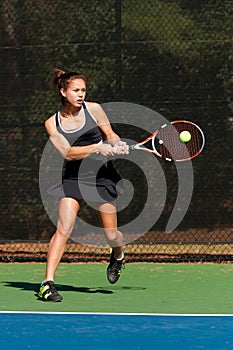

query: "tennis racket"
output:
130 120 205 162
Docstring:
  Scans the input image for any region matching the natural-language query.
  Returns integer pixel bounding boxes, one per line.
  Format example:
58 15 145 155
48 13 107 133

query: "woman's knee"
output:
104 228 123 246
57 221 74 237
57 197 80 237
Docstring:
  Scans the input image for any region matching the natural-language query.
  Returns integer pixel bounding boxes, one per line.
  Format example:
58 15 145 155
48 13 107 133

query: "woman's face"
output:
61 78 86 108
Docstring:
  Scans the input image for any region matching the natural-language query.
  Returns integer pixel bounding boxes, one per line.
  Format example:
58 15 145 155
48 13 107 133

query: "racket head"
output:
153 120 205 161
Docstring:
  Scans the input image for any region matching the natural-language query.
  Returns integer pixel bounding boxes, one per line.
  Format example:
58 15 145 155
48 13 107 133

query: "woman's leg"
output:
45 197 80 282
97 202 124 284
38 197 80 301
97 202 123 259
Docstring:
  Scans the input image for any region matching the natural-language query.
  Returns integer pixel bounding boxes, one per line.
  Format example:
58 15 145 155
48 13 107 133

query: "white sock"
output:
117 249 124 261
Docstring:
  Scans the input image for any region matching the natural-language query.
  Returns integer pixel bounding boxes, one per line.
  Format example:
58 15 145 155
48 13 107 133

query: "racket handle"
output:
129 145 137 150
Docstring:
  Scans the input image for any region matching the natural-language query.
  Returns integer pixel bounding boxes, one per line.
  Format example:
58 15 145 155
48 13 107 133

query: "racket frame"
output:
130 120 205 162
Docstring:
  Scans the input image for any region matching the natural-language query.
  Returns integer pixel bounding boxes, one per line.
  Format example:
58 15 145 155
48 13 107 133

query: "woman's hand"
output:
112 141 129 155
96 143 117 156
96 141 129 156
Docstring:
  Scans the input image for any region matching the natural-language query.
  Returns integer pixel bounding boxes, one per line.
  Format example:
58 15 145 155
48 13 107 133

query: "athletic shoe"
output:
37 280 63 302
107 249 125 284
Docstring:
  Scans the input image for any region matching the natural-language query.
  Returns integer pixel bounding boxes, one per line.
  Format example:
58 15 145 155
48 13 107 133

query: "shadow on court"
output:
2 281 146 296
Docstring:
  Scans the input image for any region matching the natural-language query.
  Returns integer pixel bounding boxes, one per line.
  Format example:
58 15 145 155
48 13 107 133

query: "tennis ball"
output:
179 130 191 143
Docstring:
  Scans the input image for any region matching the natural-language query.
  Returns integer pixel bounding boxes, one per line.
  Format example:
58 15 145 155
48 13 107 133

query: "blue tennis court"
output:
1 312 233 350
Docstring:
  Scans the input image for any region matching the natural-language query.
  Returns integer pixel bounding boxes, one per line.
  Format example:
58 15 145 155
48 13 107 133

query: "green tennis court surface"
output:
1 263 233 314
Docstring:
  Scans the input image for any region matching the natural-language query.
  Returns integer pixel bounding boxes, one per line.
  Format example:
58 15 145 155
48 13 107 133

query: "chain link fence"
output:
0 0 232 262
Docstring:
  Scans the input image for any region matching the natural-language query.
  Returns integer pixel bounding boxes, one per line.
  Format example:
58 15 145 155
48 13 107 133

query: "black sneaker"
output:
107 249 125 284
37 280 63 302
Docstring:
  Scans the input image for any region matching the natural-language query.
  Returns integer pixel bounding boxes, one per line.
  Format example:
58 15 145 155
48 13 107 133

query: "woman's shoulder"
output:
44 113 57 132
85 101 102 111
84 101 109 124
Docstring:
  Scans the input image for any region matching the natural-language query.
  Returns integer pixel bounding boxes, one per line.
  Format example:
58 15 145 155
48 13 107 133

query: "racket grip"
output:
129 145 137 150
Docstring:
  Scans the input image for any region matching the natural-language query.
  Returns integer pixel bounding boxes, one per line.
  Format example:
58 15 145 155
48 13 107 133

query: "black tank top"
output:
55 102 103 146
55 102 105 180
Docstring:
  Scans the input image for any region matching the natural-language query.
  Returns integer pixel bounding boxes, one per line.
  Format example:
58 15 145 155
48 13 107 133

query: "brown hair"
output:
52 68 86 105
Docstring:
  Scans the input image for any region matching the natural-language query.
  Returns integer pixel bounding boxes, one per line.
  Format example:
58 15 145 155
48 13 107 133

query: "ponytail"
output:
52 69 66 89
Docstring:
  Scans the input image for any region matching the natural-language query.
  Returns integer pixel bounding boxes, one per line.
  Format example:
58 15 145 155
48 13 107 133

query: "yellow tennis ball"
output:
180 130 191 142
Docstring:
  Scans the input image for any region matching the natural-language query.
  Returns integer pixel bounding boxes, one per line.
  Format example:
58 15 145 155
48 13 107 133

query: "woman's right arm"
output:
45 116 117 160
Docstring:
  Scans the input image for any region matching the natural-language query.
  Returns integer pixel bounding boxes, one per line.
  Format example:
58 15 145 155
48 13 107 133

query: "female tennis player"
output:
38 69 128 302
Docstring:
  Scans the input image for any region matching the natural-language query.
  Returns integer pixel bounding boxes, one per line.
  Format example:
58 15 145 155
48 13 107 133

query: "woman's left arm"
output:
88 102 129 154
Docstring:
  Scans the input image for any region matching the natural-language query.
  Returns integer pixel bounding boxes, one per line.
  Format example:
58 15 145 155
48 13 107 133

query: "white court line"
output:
1 311 233 317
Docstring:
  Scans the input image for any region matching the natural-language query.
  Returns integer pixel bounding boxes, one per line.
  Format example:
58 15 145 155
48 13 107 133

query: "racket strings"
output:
190 125 202 155
183 124 203 157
